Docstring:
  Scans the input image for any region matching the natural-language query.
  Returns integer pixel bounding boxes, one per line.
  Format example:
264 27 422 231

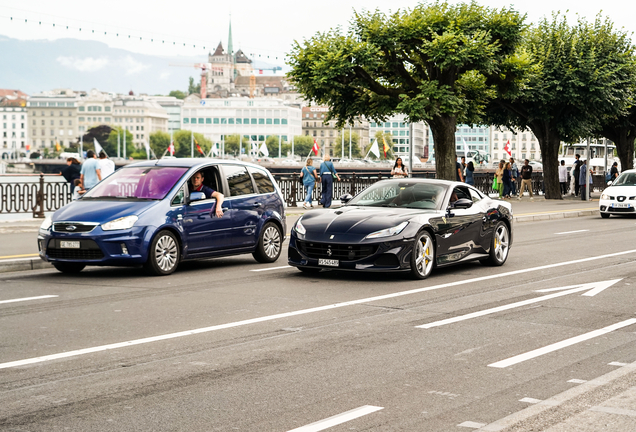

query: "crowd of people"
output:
60 149 116 201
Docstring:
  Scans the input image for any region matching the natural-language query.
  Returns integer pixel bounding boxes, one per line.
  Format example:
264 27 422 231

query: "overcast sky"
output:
1 0 634 66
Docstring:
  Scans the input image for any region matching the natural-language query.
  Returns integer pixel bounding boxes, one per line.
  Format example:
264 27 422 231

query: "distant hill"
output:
0 35 286 96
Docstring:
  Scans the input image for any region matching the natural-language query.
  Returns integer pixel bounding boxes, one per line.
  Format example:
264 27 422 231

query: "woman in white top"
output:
391 158 408 178
558 160 569 196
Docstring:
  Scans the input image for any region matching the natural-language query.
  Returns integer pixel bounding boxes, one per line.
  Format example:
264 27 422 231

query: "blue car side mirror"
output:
189 192 206 202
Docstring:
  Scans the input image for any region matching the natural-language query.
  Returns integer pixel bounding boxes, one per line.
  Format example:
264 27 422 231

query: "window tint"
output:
224 165 255 196
248 166 275 193
469 188 483 202
171 186 186 205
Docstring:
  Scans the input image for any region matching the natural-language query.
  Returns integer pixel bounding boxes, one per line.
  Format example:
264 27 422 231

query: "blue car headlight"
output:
101 215 138 231
364 221 408 240
39 216 52 234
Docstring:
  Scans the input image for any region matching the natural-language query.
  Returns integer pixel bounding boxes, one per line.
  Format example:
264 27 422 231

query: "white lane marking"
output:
535 279 621 297
0 295 58 305
608 361 630 367
567 379 587 384
457 421 486 429
555 229 589 235
519 397 542 404
250 265 292 272
488 318 636 368
2 249 636 369
287 405 383 432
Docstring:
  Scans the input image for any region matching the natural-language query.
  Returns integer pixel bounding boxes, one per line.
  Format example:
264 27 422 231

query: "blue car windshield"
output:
84 167 188 200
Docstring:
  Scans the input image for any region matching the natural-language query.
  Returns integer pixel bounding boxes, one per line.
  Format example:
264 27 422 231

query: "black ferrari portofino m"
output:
288 179 513 279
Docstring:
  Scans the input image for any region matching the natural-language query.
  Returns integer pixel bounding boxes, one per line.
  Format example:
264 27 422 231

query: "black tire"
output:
481 222 510 266
297 266 321 274
53 263 85 274
600 212 610 219
253 222 283 263
144 230 180 276
410 231 435 280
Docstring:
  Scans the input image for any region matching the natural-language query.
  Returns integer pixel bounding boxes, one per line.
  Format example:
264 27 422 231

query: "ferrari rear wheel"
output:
410 231 435 280
481 222 509 266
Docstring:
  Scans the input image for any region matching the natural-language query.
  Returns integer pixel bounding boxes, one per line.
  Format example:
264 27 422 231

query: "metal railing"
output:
0 171 606 216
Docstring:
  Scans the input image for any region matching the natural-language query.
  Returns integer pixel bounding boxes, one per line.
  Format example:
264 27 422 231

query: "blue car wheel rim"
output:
263 226 281 259
155 235 178 272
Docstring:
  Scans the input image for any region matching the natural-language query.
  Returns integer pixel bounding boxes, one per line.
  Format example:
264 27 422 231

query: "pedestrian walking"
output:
495 160 505 198
456 158 464 182
518 159 534 200
509 157 518 196
573 154 582 196
80 150 102 190
610 161 619 181
391 157 408 178
502 162 513 198
319 155 340 208
558 160 568 195
98 151 115 179
465 161 475 186
300 158 319 209
579 160 592 200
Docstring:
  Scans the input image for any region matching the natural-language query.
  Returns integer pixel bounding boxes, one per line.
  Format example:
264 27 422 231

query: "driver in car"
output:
190 171 225 217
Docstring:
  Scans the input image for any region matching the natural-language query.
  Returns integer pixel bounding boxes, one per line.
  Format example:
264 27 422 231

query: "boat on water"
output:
559 140 620 174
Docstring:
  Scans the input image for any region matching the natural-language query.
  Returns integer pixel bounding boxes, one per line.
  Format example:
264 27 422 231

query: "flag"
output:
55 140 61 152
212 143 218 156
259 69 263 74
504 140 512 157
195 139 204 155
462 137 470 158
369 139 380 158
144 140 151 158
251 141 258 155
259 141 269 157
93 138 103 155
168 141 175 156
382 136 390 158
312 139 319 156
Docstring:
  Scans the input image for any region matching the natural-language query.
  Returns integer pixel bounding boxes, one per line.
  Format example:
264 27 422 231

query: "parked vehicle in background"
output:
38 159 286 275
599 169 636 218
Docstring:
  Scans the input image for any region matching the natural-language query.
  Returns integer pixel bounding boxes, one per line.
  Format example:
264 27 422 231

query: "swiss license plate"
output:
318 258 339 267
612 203 630 208
60 241 80 249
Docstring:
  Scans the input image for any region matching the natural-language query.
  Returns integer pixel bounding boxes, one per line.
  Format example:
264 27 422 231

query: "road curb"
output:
0 258 52 274
514 209 599 223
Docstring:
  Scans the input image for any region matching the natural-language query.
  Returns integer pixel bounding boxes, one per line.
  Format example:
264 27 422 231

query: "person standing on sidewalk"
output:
509 157 518 196
319 155 340 208
300 158 319 209
465 161 475 186
558 160 569 195
610 161 619 181
495 160 505 198
518 159 533 200
80 150 102 191
98 151 115 179
579 160 592 200
573 154 582 196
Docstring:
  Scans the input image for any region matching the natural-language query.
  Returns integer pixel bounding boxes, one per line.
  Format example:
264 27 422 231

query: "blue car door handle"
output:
252 202 262 208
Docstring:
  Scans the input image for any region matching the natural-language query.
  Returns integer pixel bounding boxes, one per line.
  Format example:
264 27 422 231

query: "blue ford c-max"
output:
38 159 286 275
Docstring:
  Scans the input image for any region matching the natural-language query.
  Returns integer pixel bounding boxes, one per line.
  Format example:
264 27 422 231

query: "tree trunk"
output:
428 115 457 181
533 123 562 199
612 128 635 172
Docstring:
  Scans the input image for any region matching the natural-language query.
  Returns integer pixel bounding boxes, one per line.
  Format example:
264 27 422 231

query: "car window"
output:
171 186 185 206
469 188 483 202
186 166 221 199
224 165 255 196
454 187 471 201
248 166 275 193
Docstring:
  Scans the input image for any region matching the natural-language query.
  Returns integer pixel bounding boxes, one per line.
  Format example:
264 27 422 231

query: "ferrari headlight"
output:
101 215 138 231
601 193 610 200
364 221 408 240
295 217 306 235
39 216 52 232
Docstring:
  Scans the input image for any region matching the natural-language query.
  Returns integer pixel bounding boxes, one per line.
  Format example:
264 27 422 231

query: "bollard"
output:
32 173 45 219
349 173 356 195
289 173 299 207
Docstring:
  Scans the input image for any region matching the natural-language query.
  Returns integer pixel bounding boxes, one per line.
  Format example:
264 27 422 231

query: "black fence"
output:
0 172 607 216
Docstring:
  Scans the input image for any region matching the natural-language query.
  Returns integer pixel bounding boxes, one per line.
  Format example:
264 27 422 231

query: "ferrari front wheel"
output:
410 231 435 280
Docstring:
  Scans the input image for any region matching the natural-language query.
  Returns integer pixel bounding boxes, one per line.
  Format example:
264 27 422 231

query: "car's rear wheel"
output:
481 222 510 266
53 263 86 274
297 266 321 274
600 212 610 219
144 230 180 276
253 222 282 263
410 231 435 280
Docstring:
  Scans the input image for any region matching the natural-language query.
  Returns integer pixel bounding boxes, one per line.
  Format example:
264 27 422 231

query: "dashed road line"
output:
287 405 383 432
0 295 58 305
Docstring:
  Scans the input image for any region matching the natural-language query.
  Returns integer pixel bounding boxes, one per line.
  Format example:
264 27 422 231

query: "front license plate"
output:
612 203 630 208
318 258 339 267
60 241 80 249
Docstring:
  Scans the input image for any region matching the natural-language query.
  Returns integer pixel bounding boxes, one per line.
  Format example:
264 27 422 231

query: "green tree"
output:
223 134 250 156
188 77 201 96
596 105 636 171
365 131 394 160
149 131 171 157
291 136 314 158
488 14 636 198
288 1 525 180
106 127 135 158
168 90 187 100
172 130 211 157
333 131 362 158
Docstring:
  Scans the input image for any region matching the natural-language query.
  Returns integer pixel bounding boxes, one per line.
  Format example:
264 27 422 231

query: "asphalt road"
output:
1 215 636 431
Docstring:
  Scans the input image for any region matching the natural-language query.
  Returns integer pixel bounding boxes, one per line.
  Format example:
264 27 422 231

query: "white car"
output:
599 169 636 218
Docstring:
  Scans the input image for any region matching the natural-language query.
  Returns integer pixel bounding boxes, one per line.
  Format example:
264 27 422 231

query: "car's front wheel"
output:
481 222 510 266
144 230 180 276
410 231 435 280
53 263 86 274
253 222 282 263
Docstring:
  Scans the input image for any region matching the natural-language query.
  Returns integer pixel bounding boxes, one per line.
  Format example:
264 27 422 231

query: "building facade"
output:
370 114 426 162
301 106 370 158
426 124 491 165
0 90 28 159
27 89 79 151
490 126 541 164
77 89 114 135
113 99 169 148
146 96 183 133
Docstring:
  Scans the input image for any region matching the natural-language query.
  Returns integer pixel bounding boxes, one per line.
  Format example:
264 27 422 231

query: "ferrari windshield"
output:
347 181 445 210
83 166 188 200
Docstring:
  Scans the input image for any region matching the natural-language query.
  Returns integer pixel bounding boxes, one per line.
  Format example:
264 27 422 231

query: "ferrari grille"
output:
297 240 378 261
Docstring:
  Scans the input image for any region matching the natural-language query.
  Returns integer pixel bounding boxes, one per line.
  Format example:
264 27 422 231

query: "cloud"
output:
159 71 171 80
56 56 110 72
121 55 150 75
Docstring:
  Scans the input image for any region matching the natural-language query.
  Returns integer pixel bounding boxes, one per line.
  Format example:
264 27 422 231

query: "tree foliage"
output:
288 1 525 179
333 131 362 158
488 13 636 198
188 77 201 96
105 127 135 158
596 102 636 171
168 90 187 100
